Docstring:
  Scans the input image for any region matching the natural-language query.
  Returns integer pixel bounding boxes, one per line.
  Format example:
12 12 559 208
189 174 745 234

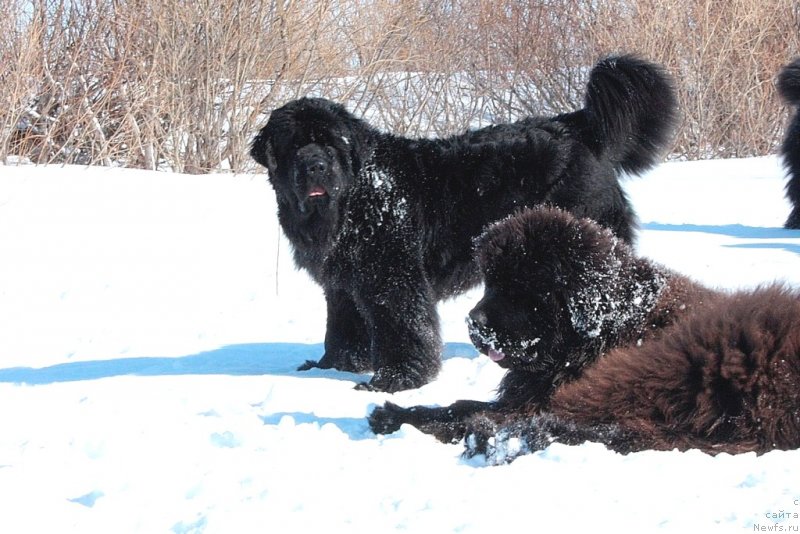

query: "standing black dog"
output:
250 54 678 392
778 57 800 228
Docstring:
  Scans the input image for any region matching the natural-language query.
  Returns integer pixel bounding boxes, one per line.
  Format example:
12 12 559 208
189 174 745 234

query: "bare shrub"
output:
2 0 348 171
0 0 44 162
462 0 595 119
1 0 799 170
588 0 800 158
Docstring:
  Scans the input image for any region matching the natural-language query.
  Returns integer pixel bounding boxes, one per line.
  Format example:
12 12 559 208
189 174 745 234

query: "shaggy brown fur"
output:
369 207 800 461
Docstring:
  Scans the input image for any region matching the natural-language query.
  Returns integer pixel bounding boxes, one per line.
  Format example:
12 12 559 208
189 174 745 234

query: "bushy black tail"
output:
582 54 678 175
777 58 800 106
778 58 800 228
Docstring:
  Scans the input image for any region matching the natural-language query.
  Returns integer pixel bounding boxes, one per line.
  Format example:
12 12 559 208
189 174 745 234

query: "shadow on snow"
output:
0 342 478 386
1 342 478 441
259 412 375 440
641 223 800 255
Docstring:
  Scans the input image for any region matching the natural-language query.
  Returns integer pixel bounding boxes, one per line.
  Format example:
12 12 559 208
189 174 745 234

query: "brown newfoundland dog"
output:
369 207 800 462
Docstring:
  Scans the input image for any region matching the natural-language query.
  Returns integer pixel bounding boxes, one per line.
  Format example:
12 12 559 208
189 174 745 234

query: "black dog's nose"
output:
468 308 488 327
307 159 327 176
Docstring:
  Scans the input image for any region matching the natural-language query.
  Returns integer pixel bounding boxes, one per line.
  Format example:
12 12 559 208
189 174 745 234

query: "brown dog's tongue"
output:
488 348 505 362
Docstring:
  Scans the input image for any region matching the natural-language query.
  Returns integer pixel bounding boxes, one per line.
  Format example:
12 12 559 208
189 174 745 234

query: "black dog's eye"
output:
327 144 351 170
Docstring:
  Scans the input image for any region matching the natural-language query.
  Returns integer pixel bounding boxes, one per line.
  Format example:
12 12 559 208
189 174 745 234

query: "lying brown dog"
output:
369 207 800 462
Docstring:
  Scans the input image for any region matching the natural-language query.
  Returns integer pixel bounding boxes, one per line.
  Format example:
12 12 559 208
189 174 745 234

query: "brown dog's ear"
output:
250 131 278 176
567 255 666 339
566 274 610 338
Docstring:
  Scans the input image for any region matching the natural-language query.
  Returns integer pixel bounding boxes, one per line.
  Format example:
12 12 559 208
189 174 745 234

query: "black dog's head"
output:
468 207 665 374
250 97 373 220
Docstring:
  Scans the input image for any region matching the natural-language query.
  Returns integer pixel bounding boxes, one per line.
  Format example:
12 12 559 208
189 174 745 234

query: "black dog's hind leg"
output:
298 289 372 373
369 400 496 443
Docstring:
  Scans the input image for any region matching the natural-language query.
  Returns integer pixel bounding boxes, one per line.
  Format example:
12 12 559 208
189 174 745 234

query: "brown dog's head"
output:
468 207 666 374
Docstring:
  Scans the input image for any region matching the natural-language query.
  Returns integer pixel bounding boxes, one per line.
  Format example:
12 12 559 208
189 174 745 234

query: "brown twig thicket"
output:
1 0 798 172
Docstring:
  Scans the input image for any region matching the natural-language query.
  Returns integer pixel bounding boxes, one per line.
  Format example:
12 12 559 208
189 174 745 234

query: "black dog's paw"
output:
368 402 412 435
361 362 434 393
299 350 372 374
297 359 321 371
297 350 368 373
353 381 380 392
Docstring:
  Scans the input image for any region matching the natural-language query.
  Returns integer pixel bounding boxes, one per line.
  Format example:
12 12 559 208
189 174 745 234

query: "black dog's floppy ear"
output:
250 130 278 176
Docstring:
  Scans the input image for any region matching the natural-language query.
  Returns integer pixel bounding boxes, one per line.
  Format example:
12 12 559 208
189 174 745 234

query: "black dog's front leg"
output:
355 276 443 392
319 177 442 392
369 400 496 443
298 289 372 373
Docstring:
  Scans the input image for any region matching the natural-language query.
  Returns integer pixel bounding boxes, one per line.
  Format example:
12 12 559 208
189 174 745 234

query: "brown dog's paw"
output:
464 416 534 464
368 402 411 435
462 415 501 458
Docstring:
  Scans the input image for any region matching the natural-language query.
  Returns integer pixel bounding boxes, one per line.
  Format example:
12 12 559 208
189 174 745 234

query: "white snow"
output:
1 156 799 533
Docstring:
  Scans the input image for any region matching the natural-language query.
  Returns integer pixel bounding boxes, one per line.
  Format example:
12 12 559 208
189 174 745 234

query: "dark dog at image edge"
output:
369 207 800 462
778 57 800 229
250 55 678 392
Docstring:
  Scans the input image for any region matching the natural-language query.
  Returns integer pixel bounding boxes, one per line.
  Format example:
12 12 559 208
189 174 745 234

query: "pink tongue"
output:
308 186 327 197
488 349 505 362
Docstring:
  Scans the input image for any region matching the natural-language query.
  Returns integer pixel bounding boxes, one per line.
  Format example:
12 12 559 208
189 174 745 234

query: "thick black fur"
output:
778 57 800 229
250 54 677 392
369 207 800 461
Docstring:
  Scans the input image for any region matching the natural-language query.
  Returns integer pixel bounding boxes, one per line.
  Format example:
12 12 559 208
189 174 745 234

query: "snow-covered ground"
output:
1 157 799 533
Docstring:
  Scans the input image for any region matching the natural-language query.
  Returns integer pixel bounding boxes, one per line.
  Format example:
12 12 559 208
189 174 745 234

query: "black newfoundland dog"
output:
250 54 678 392
370 207 800 461
778 57 800 228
